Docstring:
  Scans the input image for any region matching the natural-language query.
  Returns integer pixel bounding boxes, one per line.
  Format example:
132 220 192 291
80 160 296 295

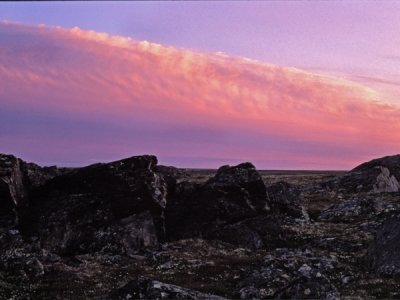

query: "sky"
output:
0 2 399 169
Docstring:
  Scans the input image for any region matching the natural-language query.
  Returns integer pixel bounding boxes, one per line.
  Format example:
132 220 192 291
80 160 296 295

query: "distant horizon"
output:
1 2 399 170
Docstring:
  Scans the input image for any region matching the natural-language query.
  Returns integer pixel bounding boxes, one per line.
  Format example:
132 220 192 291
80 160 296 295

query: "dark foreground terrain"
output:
1 153 400 299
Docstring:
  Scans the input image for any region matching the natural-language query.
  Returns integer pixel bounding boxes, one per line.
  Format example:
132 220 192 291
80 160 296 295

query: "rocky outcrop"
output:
338 155 400 193
19 155 167 254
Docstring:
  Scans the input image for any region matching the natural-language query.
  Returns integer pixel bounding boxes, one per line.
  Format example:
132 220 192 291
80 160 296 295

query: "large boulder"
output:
166 162 277 248
338 155 400 193
19 155 168 255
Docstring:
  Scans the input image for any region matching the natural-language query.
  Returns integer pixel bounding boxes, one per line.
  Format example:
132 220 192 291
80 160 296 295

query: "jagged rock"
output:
338 155 400 193
266 181 308 220
103 278 227 299
367 214 400 276
19 155 167 254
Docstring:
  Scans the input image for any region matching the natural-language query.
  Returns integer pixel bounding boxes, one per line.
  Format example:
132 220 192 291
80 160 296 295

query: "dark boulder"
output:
206 162 270 213
165 163 269 238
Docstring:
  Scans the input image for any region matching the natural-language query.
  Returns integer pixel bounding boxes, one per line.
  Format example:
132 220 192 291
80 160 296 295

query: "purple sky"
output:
0 2 399 169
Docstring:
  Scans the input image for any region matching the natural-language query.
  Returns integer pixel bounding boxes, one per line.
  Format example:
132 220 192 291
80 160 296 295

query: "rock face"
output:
338 155 400 193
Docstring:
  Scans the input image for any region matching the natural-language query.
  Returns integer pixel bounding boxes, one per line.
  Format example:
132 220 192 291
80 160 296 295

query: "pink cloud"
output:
0 21 399 169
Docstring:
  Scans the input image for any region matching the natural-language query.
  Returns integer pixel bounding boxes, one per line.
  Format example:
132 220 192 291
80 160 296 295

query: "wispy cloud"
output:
0 21 399 169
